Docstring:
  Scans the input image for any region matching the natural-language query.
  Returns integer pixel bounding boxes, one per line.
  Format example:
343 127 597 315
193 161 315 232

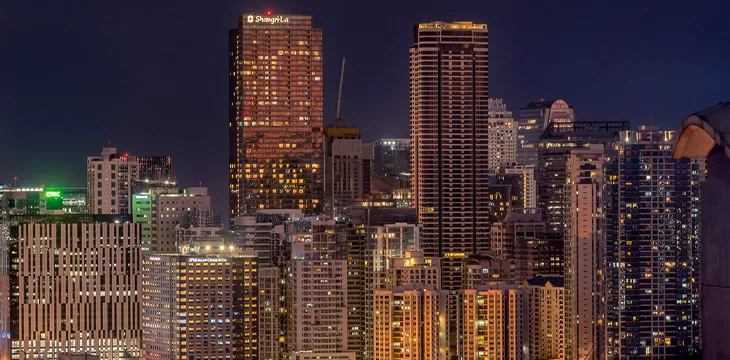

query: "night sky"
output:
1 0 729 215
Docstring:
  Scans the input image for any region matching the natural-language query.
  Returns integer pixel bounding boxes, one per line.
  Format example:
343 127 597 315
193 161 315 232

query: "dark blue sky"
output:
1 0 729 215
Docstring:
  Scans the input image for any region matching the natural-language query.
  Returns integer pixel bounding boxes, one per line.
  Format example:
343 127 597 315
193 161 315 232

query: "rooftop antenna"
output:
335 57 346 128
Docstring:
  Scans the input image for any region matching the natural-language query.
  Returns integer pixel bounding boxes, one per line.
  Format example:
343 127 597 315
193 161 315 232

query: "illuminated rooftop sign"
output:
45 191 61 198
247 15 290 24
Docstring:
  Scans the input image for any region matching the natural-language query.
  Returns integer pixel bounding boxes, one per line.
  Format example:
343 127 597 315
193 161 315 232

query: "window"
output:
112 190 116 196
111 173 116 179
97 191 102 196
97 164 102 170
97 173 102 179
111 199 116 206
97 182 102 188
111 182 116 188
97 209 102 215
111 164 116 170
97 200 102 205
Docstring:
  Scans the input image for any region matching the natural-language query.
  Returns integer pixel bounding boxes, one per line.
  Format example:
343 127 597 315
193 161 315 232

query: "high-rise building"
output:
231 209 304 267
491 208 562 283
537 121 628 240
410 20 489 279
373 139 411 183
525 276 565 360
229 13 324 221
87 147 139 215
133 187 211 253
323 128 371 218
285 220 350 356
457 284 530 360
564 144 605 360
372 285 447 360
517 99 575 166
141 253 259 360
605 126 701 359
487 99 517 171
136 155 172 181
462 252 516 287
3 214 140 360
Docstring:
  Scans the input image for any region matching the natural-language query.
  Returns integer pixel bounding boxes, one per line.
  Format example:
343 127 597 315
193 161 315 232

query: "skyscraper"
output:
87 147 139 215
373 139 411 183
136 155 172 181
229 13 324 222
564 144 605 360
517 99 574 166
410 20 489 261
605 126 701 359
537 121 628 240
323 128 370 218
487 98 517 172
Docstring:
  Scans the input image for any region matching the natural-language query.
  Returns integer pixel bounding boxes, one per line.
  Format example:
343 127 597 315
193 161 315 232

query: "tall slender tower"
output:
565 144 605 360
229 13 324 222
410 21 489 261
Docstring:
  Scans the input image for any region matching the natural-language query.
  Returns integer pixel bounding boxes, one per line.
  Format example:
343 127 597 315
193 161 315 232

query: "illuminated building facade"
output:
564 144 604 360
136 155 172 181
537 121 627 240
410 20 490 263
373 139 411 182
525 277 565 360
517 99 574 166
487 99 517 171
604 126 701 359
0 187 87 215
141 254 259 360
372 286 447 360
229 13 324 221
5 215 140 360
87 147 139 215
457 285 529 360
285 220 349 354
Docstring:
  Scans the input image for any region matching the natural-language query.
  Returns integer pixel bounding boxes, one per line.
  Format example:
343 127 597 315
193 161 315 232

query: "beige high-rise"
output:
10 215 141 360
565 145 604 360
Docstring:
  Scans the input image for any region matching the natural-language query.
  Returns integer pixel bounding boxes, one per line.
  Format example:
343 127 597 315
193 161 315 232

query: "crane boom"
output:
335 57 346 127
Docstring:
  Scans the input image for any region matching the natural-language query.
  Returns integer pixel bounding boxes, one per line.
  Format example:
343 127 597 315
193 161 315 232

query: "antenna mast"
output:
335 57 346 127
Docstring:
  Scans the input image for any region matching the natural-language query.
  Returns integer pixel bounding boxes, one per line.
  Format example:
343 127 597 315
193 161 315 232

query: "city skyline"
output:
2 1 729 215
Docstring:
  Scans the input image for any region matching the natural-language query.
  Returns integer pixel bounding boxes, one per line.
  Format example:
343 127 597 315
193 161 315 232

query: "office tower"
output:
410 20 489 281
286 220 350 356
141 254 259 360
136 155 172 181
525 276 565 360
605 126 701 359
323 128 368 218
4 214 140 360
373 139 411 183
229 13 324 221
131 181 179 251
457 285 530 360
537 121 628 241
491 208 562 283
258 267 282 360
373 286 447 360
0 187 88 215
87 147 139 215
564 144 605 360
517 99 575 166
134 187 211 253
487 99 517 171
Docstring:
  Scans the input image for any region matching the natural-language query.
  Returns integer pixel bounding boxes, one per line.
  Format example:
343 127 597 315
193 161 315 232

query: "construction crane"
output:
334 57 346 128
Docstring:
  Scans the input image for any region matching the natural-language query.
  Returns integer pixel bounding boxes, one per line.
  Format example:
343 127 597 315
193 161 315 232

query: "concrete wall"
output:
701 147 730 358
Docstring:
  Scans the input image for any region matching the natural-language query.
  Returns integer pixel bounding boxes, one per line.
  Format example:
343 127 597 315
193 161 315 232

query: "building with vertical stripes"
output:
3 214 140 360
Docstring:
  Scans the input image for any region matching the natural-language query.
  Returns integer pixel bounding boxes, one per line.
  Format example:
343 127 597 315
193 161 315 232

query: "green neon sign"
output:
45 191 61 198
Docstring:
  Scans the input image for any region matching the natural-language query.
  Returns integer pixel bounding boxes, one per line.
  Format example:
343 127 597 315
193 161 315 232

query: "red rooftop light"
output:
266 10 272 16
124 152 129 157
